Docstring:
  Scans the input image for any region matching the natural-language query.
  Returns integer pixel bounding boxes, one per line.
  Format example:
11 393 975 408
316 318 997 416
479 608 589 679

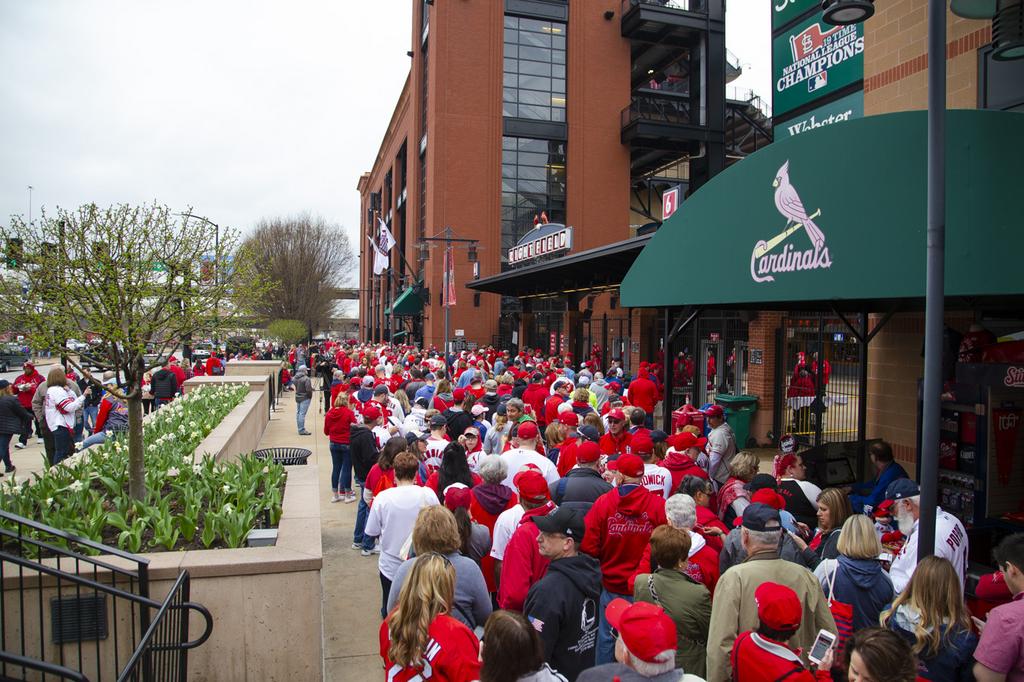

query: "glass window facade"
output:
501 136 566 268
503 16 566 122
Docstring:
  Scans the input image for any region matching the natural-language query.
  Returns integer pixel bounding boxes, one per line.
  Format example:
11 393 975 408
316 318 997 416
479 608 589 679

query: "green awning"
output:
385 287 423 316
620 110 1024 309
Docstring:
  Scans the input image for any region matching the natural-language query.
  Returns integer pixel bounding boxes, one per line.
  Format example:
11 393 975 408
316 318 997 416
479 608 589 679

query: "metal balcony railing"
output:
622 92 704 129
0 510 213 681
622 0 707 13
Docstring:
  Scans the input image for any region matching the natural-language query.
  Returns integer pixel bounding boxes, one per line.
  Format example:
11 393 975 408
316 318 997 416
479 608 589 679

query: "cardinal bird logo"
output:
750 159 833 284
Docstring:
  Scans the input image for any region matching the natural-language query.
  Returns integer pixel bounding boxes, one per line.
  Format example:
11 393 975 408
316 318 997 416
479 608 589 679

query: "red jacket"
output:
731 631 829 682
556 439 579 477
581 485 667 595
205 356 223 375
522 383 548 424
168 363 186 387
379 613 481 682
323 406 357 444
13 371 43 410
497 501 555 611
628 376 658 414
543 394 566 427
470 488 519 593
695 505 729 553
599 430 632 457
661 451 709 493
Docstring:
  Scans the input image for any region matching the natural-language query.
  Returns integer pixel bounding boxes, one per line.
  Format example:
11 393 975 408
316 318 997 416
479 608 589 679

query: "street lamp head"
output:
821 0 875 25
992 0 1024 61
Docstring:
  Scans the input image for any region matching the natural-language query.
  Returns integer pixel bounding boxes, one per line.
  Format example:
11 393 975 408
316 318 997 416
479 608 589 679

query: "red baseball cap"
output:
558 412 579 426
751 488 786 511
517 421 539 440
630 434 654 456
512 470 550 502
443 484 473 511
874 499 894 518
607 408 626 422
705 405 725 419
615 453 645 478
605 600 677 663
453 388 466 401
671 432 707 452
754 582 802 631
362 405 382 421
576 441 601 464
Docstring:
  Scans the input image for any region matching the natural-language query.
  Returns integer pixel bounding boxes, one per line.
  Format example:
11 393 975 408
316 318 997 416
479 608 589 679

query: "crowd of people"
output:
283 340 1024 682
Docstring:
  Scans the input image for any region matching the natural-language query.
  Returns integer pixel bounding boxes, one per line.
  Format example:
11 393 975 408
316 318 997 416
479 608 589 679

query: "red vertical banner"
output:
443 245 457 307
560 333 566 354
549 332 557 356
993 408 1022 485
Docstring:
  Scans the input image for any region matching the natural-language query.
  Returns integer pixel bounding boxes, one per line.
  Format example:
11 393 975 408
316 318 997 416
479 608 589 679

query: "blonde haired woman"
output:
813 514 893 631
379 553 481 680
880 556 977 682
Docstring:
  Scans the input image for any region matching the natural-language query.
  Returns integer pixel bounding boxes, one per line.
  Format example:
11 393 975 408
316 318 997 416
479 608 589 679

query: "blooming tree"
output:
0 203 263 500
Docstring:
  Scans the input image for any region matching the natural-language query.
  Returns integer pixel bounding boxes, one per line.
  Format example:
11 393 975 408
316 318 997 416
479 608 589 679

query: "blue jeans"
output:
0 432 12 468
353 477 373 549
296 399 311 433
329 442 352 493
52 426 73 466
154 397 172 409
80 432 108 450
83 405 99 433
597 588 632 665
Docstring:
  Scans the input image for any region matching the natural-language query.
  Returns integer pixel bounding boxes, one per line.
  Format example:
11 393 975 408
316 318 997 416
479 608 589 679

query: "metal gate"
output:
777 314 862 446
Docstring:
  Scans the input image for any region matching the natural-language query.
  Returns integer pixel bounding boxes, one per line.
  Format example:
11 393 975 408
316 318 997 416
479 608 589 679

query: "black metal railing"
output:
621 92 703 129
0 510 213 681
116 572 212 682
622 0 707 14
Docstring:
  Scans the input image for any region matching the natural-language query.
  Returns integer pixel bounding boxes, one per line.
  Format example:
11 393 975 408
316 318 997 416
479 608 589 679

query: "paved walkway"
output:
256 389 383 682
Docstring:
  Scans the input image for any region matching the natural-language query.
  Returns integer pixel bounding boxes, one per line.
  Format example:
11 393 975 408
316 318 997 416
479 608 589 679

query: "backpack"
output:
373 470 395 497
211 362 225 376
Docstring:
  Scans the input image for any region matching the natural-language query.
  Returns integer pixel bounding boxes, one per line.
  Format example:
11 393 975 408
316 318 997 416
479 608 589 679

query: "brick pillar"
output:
747 311 783 445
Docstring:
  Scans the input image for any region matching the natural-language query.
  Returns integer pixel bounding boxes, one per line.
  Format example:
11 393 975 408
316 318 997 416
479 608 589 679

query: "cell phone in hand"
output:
807 629 837 665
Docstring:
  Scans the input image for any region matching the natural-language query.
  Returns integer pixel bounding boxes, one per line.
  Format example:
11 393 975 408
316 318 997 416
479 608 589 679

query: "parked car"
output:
0 343 29 371
66 339 90 352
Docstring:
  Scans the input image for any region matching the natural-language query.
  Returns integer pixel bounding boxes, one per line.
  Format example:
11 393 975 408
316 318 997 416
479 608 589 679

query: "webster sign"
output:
508 223 573 266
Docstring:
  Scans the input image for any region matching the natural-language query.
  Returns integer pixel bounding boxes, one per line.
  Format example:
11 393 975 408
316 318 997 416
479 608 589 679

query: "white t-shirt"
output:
364 484 439 580
423 436 449 475
889 507 969 594
500 447 560 489
489 504 526 561
44 386 85 431
641 462 673 499
372 425 393 450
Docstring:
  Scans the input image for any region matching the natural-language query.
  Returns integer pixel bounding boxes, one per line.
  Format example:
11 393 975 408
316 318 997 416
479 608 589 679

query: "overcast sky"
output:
0 1 769 254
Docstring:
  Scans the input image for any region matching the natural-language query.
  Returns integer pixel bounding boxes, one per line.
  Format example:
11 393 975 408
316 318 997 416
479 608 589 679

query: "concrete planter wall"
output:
4 378 324 682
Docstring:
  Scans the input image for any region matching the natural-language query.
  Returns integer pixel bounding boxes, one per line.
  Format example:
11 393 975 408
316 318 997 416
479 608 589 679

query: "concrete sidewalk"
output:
256 389 383 682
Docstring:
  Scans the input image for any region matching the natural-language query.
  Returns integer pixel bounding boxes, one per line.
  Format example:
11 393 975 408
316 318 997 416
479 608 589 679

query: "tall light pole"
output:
27 186 33 227
823 0 1021 558
179 212 221 352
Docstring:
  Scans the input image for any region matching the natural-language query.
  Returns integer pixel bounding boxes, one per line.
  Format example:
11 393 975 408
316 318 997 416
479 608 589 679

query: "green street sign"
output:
772 14 864 117
772 0 819 31
774 91 864 139
152 262 166 272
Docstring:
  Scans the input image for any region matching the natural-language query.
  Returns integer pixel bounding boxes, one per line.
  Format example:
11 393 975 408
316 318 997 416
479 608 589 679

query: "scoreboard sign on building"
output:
508 223 573 266
772 1 865 136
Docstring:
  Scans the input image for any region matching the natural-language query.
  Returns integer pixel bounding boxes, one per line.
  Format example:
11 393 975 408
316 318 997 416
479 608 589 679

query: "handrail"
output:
622 93 703 128
0 651 89 682
622 0 707 13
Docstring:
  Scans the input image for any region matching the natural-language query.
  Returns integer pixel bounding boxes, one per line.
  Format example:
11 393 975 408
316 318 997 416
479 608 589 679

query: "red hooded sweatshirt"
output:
660 451 709 493
521 382 548 425
627 375 659 414
695 505 729 553
581 485 667 595
497 500 555 611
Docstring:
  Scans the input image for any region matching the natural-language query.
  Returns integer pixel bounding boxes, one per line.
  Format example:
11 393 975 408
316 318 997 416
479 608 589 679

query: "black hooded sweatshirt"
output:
350 423 379 481
523 553 602 681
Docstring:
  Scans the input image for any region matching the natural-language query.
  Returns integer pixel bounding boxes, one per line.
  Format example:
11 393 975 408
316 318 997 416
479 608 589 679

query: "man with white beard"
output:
885 479 969 594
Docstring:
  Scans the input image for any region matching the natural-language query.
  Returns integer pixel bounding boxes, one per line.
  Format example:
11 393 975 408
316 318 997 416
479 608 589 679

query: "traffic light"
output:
5 238 22 268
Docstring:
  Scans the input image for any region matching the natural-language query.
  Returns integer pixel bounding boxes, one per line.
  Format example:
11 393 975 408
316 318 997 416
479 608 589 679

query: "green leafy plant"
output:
0 385 287 554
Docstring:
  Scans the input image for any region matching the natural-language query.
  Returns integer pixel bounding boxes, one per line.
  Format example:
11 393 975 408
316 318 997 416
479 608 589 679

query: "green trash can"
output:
715 394 759 449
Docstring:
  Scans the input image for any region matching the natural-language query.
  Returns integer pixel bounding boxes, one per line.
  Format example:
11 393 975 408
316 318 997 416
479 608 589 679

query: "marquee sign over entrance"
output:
508 223 573 266
619 110 1024 308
